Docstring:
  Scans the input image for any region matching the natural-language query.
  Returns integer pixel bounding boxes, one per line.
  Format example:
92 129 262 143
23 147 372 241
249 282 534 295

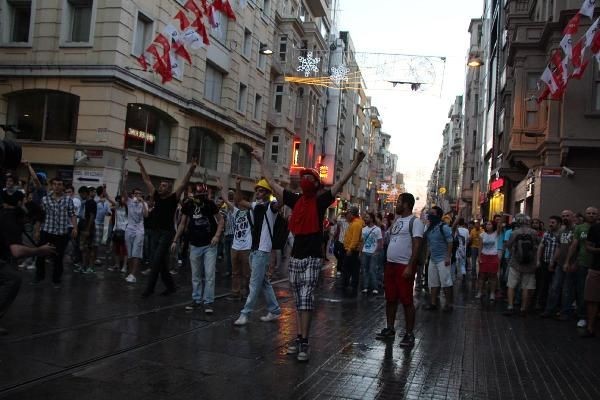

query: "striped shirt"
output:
541 230 559 263
41 193 75 235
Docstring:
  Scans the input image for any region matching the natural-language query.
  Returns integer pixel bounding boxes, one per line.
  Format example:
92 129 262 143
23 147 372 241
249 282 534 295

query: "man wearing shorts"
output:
582 221 600 337
503 214 540 316
376 193 424 347
89 186 113 274
250 149 365 361
124 187 148 283
424 206 453 311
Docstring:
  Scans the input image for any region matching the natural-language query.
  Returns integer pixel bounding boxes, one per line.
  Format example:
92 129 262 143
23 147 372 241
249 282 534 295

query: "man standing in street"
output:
582 220 600 337
122 177 148 283
35 177 77 287
137 157 197 297
423 206 453 312
469 220 483 275
89 185 114 273
333 211 349 278
535 215 561 312
564 206 598 328
77 186 96 274
343 207 364 296
375 193 423 347
251 149 366 361
0 194 55 335
172 183 223 314
233 175 282 326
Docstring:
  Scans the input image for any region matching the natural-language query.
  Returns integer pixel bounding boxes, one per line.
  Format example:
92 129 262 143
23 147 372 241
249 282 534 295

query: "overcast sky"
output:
337 0 483 210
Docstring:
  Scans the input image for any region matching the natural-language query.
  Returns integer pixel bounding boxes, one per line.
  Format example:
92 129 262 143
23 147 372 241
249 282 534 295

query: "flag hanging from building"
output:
579 0 597 19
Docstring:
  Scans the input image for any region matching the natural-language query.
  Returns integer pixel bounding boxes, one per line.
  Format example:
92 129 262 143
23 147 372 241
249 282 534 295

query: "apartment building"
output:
0 0 278 195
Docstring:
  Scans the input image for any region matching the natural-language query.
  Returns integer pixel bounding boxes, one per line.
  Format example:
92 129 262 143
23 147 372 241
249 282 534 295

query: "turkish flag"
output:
146 44 162 61
192 18 210 45
571 59 590 79
572 38 585 67
222 0 237 20
174 41 193 64
137 54 148 71
153 33 171 53
174 11 190 31
541 66 560 94
536 86 550 103
564 13 581 35
584 18 599 48
184 0 203 18
207 5 218 28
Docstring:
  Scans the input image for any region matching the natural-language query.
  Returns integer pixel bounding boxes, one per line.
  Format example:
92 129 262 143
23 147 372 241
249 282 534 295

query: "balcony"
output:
305 0 328 17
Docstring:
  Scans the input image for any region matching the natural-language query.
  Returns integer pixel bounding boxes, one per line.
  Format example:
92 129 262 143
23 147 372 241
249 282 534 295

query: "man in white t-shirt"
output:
375 193 424 348
361 212 383 294
454 218 470 281
225 181 252 301
233 177 281 325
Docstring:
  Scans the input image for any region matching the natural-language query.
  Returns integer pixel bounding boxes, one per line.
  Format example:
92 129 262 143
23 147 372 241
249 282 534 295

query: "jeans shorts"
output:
125 230 144 259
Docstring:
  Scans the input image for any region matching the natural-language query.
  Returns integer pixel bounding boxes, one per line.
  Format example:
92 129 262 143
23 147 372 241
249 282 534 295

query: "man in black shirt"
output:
137 157 197 297
583 222 600 337
252 149 366 361
171 184 223 314
0 194 55 335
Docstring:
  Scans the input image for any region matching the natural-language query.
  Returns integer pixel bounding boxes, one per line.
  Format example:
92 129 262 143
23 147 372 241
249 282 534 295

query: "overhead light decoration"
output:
297 51 321 77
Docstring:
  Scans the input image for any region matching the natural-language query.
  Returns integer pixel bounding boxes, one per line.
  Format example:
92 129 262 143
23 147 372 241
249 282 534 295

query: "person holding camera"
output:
0 193 55 335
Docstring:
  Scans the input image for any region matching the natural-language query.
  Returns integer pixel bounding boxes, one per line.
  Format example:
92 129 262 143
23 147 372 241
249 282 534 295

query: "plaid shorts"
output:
94 224 104 247
289 256 322 311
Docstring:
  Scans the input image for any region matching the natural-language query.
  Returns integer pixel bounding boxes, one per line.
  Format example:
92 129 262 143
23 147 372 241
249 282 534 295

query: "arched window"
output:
125 104 174 157
5 90 79 141
187 127 222 170
231 143 251 177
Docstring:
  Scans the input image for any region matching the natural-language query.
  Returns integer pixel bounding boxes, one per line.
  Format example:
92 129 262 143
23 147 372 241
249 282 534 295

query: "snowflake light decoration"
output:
380 183 389 192
330 64 350 85
297 52 321 77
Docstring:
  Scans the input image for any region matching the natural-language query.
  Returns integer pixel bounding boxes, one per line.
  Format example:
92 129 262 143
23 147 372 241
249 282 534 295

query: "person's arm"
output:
23 160 41 189
565 238 579 269
211 212 225 246
170 214 188 253
375 238 383 253
405 237 424 277
330 151 366 196
234 176 252 210
537 236 545 267
135 157 156 196
175 159 198 199
142 200 149 218
251 150 284 200
586 240 600 254
215 178 235 209
10 243 56 258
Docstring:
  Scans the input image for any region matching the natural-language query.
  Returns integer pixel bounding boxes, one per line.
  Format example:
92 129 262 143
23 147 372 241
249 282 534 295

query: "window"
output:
292 140 301 165
271 135 279 163
254 94 262 120
526 72 540 91
274 84 283 113
4 0 33 43
237 83 247 113
243 29 252 58
65 0 94 43
279 35 287 62
526 111 538 128
187 127 221 170
231 143 251 176
262 0 271 17
125 104 172 157
204 63 224 105
258 42 267 70
211 10 228 44
6 90 79 142
133 11 153 56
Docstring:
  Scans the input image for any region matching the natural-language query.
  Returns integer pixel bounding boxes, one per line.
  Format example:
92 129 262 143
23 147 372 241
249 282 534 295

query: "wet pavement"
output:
1 256 600 400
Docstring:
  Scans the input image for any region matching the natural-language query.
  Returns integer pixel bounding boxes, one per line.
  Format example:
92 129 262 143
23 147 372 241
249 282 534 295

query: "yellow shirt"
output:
470 228 484 248
344 217 364 252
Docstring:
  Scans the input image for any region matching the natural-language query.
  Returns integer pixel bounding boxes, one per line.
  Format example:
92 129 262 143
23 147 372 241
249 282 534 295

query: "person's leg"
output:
240 251 262 316
360 253 369 291
488 273 497 299
561 270 576 318
506 268 518 311
544 266 564 314
586 302 598 334
203 245 217 305
156 231 176 292
0 266 22 320
404 303 416 334
35 231 48 282
241 250 251 298
52 234 69 284
299 257 321 338
428 260 440 306
257 251 280 315
576 266 589 320
224 235 233 276
188 246 202 304
231 249 242 297
386 301 398 329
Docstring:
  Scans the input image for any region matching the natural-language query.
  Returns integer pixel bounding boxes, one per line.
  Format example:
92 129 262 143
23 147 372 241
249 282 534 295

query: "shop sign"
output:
127 128 155 144
541 167 562 177
489 178 505 191
73 168 104 186
86 149 104 158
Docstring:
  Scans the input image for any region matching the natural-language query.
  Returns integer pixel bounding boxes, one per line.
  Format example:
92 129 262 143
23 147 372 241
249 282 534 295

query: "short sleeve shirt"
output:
126 198 146 233
231 207 252 251
427 223 453 263
183 200 218 248
573 223 591 267
387 215 424 264
0 208 22 262
153 191 178 232
361 226 383 254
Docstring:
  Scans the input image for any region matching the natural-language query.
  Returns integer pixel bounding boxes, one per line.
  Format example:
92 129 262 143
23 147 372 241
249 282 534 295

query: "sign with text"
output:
541 167 562 177
73 168 104 188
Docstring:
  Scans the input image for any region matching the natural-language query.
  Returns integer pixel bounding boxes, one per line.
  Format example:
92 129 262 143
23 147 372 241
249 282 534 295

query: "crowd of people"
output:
1 154 598 352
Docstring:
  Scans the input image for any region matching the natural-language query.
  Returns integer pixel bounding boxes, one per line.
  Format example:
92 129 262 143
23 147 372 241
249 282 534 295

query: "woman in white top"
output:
476 221 500 301
108 195 128 272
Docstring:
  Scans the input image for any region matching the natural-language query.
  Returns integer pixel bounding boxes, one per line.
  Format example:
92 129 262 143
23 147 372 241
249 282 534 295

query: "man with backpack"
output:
423 206 454 312
172 183 224 314
503 214 540 316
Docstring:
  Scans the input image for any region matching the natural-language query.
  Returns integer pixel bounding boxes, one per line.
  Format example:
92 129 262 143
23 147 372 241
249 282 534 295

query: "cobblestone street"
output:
1 260 599 400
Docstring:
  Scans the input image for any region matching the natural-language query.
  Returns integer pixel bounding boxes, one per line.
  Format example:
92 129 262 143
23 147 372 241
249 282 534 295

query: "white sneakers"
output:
125 274 136 283
577 319 588 328
234 314 248 326
141 269 151 275
260 312 281 322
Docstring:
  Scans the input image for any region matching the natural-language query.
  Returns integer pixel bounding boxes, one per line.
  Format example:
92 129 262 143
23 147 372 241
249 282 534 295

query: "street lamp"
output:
467 54 484 67
259 44 273 55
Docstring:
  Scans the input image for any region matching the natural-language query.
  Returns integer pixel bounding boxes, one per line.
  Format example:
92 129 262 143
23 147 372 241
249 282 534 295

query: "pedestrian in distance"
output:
249 148 365 361
375 192 424 348
423 206 454 312
343 207 364 296
360 212 383 296
123 181 148 284
534 215 561 312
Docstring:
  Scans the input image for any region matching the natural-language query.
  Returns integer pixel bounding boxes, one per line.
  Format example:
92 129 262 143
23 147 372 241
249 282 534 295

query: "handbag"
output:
112 229 125 241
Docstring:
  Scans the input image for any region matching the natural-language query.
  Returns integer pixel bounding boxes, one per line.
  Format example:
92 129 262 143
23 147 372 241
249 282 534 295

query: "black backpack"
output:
514 233 535 264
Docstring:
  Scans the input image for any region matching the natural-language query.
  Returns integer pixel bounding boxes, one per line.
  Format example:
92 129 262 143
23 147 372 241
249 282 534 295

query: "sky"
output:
337 0 483 210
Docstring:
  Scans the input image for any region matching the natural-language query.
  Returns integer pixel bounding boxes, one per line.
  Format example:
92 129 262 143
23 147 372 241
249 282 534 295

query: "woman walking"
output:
476 221 500 302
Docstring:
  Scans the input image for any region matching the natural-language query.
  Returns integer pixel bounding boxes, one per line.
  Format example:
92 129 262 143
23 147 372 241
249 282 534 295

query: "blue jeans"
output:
189 245 217 305
224 235 234 274
470 247 479 273
562 265 588 318
545 266 566 314
241 250 280 316
361 252 378 290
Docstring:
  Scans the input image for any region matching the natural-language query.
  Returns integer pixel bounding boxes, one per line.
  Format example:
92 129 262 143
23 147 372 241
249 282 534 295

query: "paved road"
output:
1 259 599 399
